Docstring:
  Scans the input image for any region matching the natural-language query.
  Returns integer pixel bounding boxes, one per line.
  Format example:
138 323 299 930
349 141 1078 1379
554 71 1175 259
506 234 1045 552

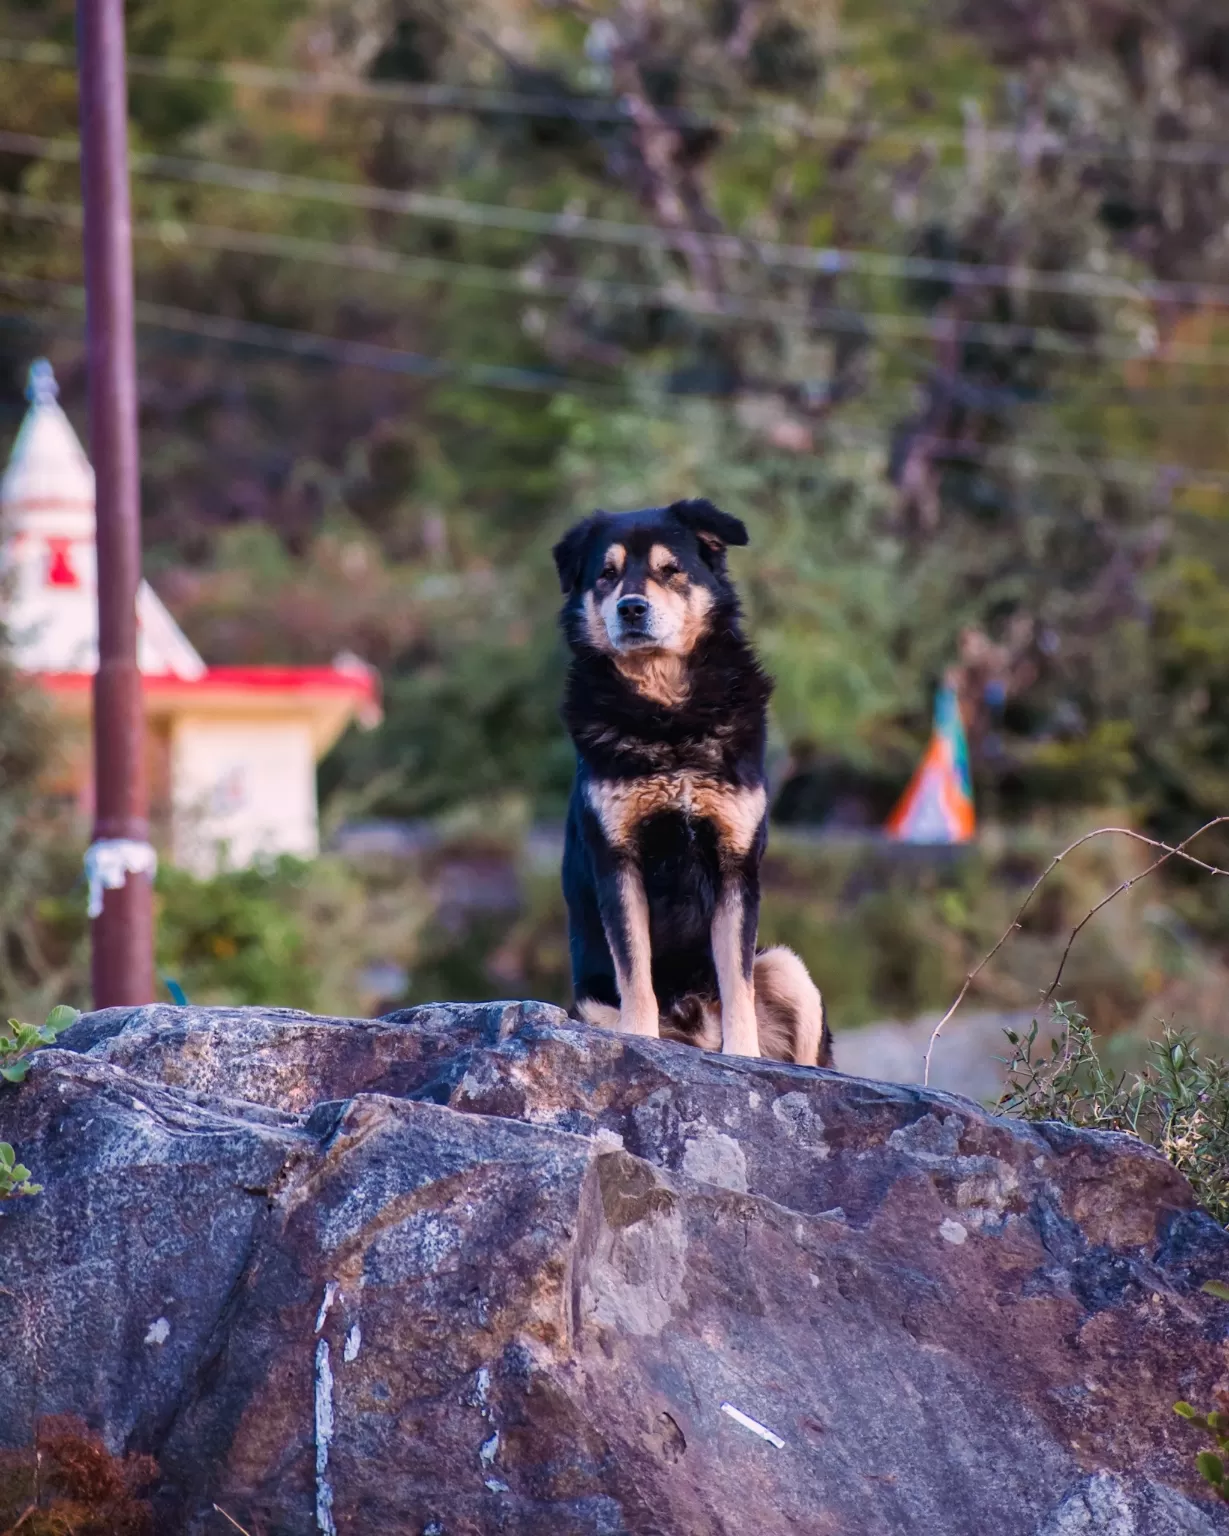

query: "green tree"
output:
0 624 86 1018
3 0 1229 842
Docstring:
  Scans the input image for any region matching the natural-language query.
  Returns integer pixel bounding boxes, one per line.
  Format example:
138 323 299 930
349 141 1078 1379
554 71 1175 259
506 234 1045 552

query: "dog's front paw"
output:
720 1006 761 1057
620 1005 661 1038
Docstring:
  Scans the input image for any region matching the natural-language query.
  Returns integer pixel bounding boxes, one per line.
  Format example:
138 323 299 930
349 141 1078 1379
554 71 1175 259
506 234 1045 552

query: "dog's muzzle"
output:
616 594 649 627
612 593 655 647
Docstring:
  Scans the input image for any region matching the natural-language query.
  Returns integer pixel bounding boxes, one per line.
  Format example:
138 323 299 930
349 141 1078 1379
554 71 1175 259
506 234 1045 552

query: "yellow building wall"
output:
169 714 319 876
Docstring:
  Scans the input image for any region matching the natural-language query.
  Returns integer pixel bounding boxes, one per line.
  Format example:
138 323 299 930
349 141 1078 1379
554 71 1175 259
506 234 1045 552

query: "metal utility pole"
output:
77 0 155 1006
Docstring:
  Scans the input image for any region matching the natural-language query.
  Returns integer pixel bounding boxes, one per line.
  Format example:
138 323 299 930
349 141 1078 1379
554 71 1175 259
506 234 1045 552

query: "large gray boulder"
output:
2 1000 1228 1535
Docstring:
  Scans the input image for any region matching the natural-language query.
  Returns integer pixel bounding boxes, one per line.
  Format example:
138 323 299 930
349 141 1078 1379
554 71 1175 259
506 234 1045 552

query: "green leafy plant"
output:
0 1005 76 1203
0 1004 79 1085
155 860 321 1008
1175 1391 1229 1503
0 1140 39 1200
998 1002 1229 1226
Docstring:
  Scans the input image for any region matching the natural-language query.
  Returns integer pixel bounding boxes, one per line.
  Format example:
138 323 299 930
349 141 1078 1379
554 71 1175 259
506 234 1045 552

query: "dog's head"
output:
553 498 748 658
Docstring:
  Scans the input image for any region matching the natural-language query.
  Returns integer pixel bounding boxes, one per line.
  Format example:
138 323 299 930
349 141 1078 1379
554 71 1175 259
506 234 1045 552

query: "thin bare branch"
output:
922 816 1229 1085
1042 817 1229 1003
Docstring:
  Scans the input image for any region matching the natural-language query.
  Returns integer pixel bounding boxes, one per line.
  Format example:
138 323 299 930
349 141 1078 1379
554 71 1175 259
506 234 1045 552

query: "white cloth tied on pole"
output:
84 839 158 919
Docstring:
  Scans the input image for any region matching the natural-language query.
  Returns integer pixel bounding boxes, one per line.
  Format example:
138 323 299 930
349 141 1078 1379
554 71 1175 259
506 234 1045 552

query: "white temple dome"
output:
0 359 205 680
0 359 96 539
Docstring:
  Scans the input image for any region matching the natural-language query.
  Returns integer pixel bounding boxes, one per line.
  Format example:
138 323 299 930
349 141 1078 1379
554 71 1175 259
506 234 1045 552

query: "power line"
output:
0 271 620 397
0 37 697 124
7 128 1229 345
8 189 1224 368
7 196 1222 415
837 428 1229 493
7 36 1229 169
8 178 1229 316
5 270 1228 493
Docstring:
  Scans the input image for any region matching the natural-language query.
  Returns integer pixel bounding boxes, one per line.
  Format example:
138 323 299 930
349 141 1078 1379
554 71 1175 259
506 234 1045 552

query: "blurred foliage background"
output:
2 0 1229 1049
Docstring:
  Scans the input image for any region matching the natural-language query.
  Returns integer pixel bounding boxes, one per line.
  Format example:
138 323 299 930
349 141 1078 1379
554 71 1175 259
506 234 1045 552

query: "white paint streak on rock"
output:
720 1403 785 1449
940 1218 969 1246
343 1324 361 1363
315 1337 336 1536
143 1317 170 1346
315 1280 339 1334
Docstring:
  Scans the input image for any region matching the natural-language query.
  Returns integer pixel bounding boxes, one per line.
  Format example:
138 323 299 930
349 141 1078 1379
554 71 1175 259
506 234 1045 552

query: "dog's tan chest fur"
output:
611 651 690 708
586 772 766 855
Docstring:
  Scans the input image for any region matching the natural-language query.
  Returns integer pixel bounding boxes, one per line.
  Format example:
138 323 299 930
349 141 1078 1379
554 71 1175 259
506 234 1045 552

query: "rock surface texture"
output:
2 1001 1229 1536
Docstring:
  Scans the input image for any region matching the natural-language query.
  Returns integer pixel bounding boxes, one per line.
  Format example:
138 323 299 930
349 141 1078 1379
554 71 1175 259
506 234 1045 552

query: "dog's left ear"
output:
552 515 600 593
670 498 749 554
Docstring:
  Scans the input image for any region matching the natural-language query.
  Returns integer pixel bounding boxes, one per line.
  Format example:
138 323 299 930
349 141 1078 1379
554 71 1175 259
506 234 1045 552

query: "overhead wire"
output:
7 36 1229 168
9 188 1229 368
9 191 1225 421
0 271 621 397
7 128 1229 348
2 49 1226 483
4 270 1228 494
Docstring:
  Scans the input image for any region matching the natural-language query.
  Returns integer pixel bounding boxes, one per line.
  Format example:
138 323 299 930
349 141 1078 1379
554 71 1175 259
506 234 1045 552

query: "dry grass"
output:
0 1417 156 1536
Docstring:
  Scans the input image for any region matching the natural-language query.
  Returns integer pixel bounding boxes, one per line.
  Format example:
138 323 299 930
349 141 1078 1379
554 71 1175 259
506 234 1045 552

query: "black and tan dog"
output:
553 497 832 1065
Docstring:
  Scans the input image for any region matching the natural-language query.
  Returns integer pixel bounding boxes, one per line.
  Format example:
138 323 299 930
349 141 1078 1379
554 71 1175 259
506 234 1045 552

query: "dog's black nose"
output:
617 595 649 625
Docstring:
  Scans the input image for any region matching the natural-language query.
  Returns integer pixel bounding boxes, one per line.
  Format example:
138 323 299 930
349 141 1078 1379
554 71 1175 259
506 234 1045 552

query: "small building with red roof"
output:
0 361 380 875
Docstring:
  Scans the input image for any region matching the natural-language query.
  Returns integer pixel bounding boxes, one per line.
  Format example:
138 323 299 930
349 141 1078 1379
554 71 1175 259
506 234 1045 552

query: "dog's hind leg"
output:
753 947 832 1067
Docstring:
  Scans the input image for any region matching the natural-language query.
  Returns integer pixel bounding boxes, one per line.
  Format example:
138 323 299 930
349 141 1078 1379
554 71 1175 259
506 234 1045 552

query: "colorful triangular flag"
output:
885 682 976 844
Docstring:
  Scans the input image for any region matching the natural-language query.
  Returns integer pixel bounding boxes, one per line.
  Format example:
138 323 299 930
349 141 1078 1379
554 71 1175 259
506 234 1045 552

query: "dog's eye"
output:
659 562 683 580
599 564 619 582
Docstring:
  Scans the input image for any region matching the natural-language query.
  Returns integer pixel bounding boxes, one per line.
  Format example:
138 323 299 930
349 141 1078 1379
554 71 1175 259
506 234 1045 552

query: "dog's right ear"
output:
552 515 600 594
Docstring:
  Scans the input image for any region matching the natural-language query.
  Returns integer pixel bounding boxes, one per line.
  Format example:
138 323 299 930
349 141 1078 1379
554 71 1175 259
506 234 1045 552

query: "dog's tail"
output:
580 994 723 1048
661 994 722 1051
753 947 832 1067
578 949 832 1067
